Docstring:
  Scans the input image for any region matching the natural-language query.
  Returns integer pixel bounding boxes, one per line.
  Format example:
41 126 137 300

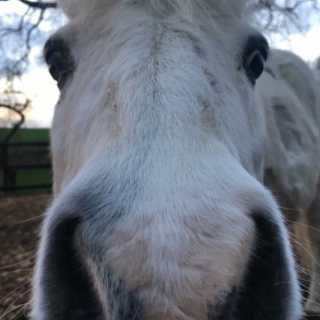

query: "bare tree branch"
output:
0 0 61 78
18 0 57 9
0 86 30 138
0 0 57 10
0 102 27 142
252 0 320 33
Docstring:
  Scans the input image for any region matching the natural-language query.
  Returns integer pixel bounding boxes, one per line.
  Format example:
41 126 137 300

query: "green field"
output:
0 128 50 143
0 128 52 194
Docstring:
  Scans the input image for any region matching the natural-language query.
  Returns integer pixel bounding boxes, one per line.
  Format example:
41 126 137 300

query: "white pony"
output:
258 49 320 316
31 1 302 319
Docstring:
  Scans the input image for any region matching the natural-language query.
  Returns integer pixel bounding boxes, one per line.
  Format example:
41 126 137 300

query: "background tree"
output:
253 0 319 33
0 0 59 129
0 0 59 78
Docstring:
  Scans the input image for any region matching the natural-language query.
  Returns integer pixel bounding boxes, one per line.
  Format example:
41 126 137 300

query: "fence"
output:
0 128 52 194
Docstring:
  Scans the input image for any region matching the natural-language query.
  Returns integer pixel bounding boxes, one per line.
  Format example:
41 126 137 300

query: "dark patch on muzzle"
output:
37 213 144 320
209 212 297 320
40 217 104 320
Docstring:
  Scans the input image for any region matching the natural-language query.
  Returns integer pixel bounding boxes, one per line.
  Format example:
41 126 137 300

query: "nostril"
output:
204 205 300 320
232 211 301 320
34 216 104 319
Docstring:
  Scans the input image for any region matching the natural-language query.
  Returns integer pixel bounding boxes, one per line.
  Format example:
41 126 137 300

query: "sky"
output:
271 24 320 62
1 1 320 127
0 0 61 127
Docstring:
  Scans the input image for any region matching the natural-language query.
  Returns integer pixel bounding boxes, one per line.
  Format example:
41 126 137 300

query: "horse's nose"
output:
32 170 302 320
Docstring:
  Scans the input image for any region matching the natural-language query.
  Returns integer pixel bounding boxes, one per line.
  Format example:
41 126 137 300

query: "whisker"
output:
0 283 31 304
289 233 319 269
0 254 35 271
10 215 42 225
0 301 29 320
290 221 320 234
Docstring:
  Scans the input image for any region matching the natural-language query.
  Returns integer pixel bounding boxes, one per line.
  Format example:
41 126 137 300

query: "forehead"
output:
54 0 255 58
58 0 249 19
54 0 255 57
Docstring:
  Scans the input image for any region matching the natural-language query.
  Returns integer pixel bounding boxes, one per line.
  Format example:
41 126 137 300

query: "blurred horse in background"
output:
258 49 320 316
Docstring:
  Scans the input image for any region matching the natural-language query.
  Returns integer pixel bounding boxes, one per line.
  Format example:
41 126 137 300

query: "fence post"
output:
2 143 9 190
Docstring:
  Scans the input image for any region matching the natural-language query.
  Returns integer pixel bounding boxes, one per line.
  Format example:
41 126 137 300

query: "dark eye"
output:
44 37 75 89
242 35 269 85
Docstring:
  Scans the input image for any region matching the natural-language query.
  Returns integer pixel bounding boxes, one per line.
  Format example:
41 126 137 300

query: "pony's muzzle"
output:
32 204 301 320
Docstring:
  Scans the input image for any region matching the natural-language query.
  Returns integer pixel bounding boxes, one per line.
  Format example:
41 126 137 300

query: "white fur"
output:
32 1 303 319
58 0 248 19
